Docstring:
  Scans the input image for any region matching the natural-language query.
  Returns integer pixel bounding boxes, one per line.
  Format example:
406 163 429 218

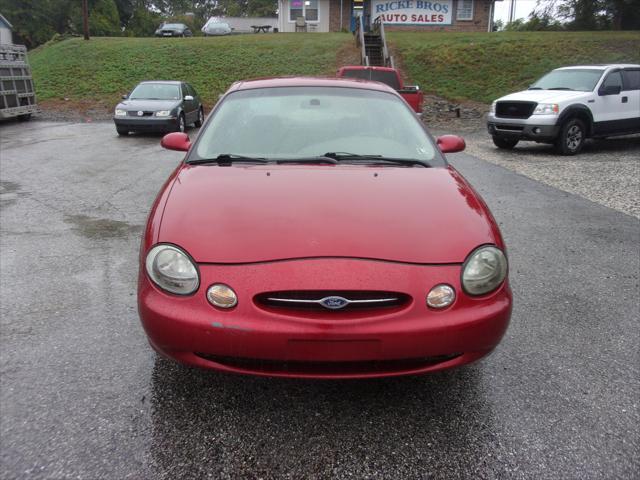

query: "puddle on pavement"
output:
0 181 29 210
64 214 143 239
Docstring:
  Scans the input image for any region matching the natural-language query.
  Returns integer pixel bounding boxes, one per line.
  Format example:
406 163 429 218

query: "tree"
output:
535 0 640 30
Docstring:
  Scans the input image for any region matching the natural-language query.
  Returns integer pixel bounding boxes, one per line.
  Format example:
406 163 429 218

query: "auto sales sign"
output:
372 0 453 25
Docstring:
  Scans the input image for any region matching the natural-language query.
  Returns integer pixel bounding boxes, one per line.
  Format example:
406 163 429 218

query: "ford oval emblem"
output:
319 296 350 310
137 111 144 116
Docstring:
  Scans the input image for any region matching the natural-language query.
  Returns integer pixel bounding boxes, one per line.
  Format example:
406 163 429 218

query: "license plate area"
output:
287 339 380 362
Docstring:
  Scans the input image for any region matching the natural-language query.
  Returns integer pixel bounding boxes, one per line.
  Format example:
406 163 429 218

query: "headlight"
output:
489 101 496 114
155 110 171 117
115 109 126 116
461 246 508 296
145 244 199 295
532 103 559 115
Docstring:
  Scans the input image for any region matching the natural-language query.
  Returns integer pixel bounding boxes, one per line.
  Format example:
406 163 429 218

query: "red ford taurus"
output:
138 77 512 379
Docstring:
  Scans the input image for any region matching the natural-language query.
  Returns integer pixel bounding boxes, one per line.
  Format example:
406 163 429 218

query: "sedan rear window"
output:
192 87 441 165
341 69 401 90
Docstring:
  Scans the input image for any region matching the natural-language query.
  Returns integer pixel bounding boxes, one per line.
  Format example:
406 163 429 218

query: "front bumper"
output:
138 258 512 379
114 116 176 132
487 113 560 141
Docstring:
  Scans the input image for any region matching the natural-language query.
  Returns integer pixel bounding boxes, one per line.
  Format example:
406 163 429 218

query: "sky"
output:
493 0 539 23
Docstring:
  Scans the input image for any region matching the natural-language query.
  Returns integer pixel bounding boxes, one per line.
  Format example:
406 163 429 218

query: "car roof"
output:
138 80 183 85
555 64 640 70
228 76 398 93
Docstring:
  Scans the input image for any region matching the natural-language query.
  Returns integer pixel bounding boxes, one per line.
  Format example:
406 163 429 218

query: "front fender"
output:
557 104 594 133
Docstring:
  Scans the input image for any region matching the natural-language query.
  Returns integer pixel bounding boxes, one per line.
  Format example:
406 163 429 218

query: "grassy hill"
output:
29 34 354 108
29 31 640 110
388 31 640 103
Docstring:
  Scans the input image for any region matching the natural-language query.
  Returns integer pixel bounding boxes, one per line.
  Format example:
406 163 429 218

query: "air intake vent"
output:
255 290 410 313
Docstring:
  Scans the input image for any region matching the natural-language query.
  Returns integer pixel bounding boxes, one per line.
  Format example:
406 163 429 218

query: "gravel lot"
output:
457 131 640 219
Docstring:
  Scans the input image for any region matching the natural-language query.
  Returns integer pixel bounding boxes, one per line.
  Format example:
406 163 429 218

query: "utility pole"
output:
82 0 90 40
508 0 517 23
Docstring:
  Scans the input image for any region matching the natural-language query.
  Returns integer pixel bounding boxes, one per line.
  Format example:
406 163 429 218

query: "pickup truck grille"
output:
495 101 537 119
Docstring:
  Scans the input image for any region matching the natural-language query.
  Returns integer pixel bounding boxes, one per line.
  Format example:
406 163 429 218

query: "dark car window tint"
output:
130 83 181 100
622 69 640 90
341 70 400 90
602 71 623 89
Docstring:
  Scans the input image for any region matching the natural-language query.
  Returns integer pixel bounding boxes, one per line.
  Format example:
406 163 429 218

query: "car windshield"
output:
341 69 401 90
129 83 180 100
530 69 604 91
192 86 441 166
162 24 183 29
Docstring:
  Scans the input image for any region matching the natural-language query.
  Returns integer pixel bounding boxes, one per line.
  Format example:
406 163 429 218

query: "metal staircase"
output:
355 16 394 68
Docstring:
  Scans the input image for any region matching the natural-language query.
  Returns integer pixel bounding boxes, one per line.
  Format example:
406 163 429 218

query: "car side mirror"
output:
161 132 191 152
184 95 194 101
599 85 621 96
122 94 128 99
437 135 466 154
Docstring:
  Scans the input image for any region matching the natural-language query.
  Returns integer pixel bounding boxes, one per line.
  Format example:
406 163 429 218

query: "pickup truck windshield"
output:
530 69 604 92
192 87 441 166
129 84 180 100
340 70 401 90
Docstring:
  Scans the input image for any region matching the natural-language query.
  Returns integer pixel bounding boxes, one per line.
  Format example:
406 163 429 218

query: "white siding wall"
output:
0 27 12 45
278 0 331 32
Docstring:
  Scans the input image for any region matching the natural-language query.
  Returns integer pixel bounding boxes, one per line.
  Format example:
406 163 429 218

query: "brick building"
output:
276 0 498 33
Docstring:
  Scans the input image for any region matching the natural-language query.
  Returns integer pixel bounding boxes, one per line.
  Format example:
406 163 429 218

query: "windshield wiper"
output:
276 156 338 164
323 152 430 167
528 87 543 90
187 154 268 165
547 87 575 90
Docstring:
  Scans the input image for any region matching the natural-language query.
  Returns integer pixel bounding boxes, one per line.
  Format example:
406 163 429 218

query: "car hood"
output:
158 165 502 264
117 99 180 111
497 90 591 104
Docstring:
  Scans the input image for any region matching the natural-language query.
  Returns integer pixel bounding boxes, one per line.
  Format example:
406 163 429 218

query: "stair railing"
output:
373 16 395 68
355 16 369 66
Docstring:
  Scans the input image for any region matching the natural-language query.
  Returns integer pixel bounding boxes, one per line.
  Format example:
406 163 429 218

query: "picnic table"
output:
251 25 272 33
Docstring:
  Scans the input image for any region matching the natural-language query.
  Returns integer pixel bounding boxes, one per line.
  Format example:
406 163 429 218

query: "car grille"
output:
126 111 154 117
254 290 410 313
495 101 537 119
194 353 462 376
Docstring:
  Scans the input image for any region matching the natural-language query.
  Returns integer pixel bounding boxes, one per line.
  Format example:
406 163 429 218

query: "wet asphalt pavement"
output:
1 121 638 479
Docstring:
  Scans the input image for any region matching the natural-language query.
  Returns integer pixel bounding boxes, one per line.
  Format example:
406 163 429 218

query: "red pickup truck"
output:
336 66 424 114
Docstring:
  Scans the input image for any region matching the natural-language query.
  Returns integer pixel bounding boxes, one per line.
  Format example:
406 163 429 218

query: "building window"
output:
289 0 319 22
456 0 474 21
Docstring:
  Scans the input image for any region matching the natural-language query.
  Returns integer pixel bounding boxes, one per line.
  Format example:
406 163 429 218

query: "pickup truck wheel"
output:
555 118 585 155
17 114 32 122
116 126 128 136
492 136 519 150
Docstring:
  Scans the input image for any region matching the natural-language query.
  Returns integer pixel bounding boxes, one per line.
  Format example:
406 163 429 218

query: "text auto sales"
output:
374 0 451 24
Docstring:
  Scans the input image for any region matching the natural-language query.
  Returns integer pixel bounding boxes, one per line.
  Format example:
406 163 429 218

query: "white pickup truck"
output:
487 64 640 155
